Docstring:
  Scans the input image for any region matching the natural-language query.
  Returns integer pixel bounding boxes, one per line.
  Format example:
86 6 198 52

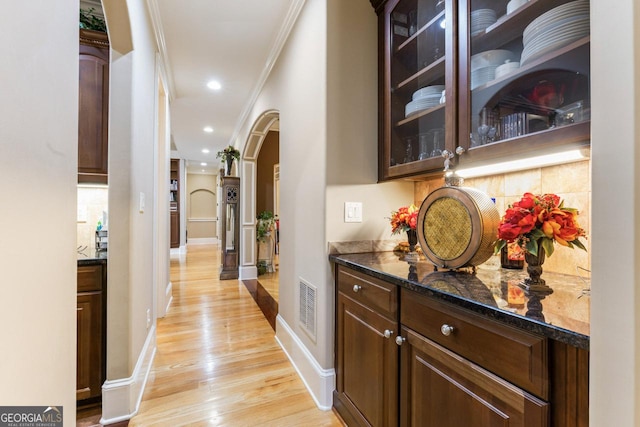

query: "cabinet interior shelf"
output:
396 103 445 127
471 36 590 115
396 10 446 53
396 56 445 93
472 0 580 52
462 120 590 164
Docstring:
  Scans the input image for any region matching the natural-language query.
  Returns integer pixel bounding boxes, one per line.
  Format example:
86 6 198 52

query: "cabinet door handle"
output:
440 324 455 336
395 336 405 346
383 329 393 339
353 284 362 293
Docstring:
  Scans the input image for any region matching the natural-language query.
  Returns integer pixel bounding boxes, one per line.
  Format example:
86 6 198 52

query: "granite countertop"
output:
330 252 590 350
77 247 107 265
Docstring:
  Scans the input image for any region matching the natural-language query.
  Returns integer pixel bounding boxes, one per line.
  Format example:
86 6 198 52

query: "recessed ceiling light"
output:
201 162 207 166
202 148 210 154
207 80 222 90
203 126 214 133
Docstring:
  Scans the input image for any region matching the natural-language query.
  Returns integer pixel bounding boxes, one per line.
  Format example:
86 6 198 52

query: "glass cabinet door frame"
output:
380 0 458 181
456 0 591 166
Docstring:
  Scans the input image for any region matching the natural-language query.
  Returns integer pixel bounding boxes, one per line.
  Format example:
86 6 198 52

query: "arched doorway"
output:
239 109 280 283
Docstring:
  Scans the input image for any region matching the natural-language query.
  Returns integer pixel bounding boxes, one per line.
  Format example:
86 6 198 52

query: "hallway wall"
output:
0 3 78 424
233 0 412 408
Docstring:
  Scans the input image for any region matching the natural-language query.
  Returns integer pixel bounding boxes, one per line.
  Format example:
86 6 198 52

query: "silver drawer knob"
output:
440 324 455 336
395 336 405 346
383 329 393 339
353 285 362 293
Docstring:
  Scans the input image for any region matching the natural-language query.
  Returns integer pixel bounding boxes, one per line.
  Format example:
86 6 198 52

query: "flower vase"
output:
405 229 419 262
225 157 234 176
520 246 553 294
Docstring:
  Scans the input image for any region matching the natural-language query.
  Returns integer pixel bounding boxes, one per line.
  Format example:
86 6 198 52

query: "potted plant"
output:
216 145 240 176
256 210 275 242
80 8 107 32
256 211 275 275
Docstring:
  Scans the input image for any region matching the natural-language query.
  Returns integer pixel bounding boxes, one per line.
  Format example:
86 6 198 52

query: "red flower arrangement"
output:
494 192 587 257
389 204 418 235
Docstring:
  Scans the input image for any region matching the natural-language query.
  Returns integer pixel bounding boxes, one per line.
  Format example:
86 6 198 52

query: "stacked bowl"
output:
520 0 589 65
470 9 497 36
470 49 517 89
405 85 445 117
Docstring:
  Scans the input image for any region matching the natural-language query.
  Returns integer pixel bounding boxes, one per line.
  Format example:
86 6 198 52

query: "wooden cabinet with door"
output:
378 0 456 180
78 29 109 184
333 263 589 426
374 0 591 180
334 265 399 427
77 261 106 402
457 0 590 166
399 289 550 426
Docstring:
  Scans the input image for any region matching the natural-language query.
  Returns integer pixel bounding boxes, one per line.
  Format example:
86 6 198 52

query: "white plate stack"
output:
470 50 517 89
520 0 590 65
470 9 497 36
405 85 445 117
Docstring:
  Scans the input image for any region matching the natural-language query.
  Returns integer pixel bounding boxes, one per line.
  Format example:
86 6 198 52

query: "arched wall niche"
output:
239 109 279 279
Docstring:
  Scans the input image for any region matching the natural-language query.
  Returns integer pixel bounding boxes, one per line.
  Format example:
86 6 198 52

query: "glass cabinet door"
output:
459 0 590 163
382 0 456 180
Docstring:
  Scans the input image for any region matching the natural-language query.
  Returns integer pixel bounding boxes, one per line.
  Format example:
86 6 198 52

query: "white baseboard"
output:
100 325 157 425
187 237 219 245
275 315 335 410
240 265 258 280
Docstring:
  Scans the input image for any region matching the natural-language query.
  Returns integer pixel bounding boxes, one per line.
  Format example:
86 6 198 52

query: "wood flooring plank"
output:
128 244 342 427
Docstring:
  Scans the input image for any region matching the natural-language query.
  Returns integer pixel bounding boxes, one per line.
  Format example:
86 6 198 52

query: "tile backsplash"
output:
414 159 591 276
77 186 108 250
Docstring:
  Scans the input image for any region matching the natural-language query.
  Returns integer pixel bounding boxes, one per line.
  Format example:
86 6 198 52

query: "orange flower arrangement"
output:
389 204 418 235
494 192 587 257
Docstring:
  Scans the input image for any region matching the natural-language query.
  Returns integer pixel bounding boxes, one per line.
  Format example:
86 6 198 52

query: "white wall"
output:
590 0 640 424
234 0 412 406
103 0 161 420
0 2 78 425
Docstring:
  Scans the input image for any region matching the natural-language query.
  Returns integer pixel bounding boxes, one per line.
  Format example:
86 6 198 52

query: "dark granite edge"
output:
330 254 590 351
78 257 107 266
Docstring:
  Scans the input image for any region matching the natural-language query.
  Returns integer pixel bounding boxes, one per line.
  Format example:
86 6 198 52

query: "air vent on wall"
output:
299 278 317 341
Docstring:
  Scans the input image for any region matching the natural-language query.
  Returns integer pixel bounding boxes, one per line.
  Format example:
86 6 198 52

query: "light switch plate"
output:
344 202 363 223
139 192 145 213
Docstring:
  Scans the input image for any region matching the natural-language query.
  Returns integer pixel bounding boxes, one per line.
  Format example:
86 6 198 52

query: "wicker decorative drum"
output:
417 186 500 269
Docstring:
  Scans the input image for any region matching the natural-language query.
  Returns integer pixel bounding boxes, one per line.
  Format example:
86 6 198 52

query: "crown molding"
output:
80 28 110 48
146 0 176 101
369 0 387 13
229 0 306 147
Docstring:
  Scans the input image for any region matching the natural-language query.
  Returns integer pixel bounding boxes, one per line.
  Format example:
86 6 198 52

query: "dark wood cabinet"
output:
170 159 180 248
333 264 589 427
457 0 590 167
78 29 109 184
379 0 456 180
400 327 549 426
334 266 399 427
375 0 591 180
77 262 106 402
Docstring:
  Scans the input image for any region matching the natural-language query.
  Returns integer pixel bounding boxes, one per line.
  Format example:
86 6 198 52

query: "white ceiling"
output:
153 0 295 174
84 0 297 175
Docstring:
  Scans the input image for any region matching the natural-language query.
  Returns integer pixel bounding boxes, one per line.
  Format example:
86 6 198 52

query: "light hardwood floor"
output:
128 244 343 427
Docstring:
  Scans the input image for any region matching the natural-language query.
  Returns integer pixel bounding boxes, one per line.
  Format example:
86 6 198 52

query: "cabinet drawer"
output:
78 264 103 292
401 289 548 399
337 266 398 320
